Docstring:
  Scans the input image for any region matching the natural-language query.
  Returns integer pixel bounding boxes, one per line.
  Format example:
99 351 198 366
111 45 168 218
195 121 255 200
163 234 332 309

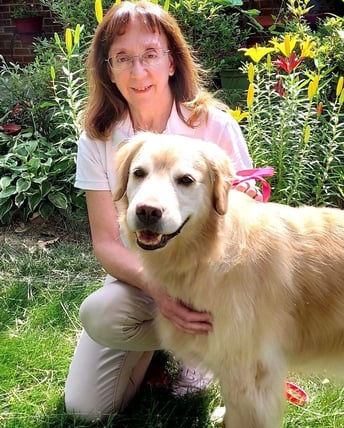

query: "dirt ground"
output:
0 213 91 251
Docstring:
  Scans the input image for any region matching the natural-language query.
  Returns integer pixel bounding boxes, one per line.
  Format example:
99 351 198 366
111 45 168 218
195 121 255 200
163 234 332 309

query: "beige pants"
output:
64 275 161 420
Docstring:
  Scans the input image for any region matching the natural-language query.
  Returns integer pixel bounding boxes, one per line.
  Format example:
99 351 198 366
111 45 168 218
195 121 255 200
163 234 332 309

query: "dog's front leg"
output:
219 360 286 428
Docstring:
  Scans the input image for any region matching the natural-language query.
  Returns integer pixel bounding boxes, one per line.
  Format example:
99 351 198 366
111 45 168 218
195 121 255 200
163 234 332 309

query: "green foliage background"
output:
0 0 343 224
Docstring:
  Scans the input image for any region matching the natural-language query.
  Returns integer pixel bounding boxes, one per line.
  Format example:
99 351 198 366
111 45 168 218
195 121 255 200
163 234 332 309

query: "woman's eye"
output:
143 49 159 60
116 55 131 64
177 175 194 185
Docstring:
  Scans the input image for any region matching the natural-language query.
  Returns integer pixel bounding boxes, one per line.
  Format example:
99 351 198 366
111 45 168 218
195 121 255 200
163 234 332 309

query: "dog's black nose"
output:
136 204 162 226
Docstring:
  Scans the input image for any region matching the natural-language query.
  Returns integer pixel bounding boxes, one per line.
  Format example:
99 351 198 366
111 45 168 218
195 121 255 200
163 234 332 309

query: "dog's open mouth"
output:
136 218 189 251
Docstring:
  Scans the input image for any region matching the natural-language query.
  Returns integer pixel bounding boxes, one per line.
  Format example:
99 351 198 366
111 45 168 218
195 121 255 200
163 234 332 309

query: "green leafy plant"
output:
0 131 85 223
43 25 87 144
39 0 114 35
11 1 40 18
0 26 87 224
0 57 52 134
170 0 251 81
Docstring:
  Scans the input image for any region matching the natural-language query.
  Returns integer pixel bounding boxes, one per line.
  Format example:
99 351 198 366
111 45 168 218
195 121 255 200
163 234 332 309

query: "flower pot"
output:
219 69 248 90
13 16 43 43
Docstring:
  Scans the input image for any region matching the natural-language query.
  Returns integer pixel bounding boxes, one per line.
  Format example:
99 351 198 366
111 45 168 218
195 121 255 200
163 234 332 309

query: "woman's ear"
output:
168 53 175 77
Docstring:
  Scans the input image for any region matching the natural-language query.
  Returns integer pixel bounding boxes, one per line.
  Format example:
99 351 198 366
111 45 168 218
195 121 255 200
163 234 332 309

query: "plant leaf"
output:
48 192 68 209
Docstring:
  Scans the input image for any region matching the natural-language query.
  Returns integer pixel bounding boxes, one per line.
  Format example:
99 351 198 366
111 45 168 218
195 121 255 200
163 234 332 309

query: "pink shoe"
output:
171 365 213 396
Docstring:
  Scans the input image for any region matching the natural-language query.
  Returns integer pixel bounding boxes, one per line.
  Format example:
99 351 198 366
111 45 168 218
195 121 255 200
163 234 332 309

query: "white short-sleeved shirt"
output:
75 103 252 192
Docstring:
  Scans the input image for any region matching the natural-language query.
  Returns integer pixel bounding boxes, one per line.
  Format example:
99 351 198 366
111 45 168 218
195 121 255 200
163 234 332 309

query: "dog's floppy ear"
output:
208 151 235 215
113 136 145 201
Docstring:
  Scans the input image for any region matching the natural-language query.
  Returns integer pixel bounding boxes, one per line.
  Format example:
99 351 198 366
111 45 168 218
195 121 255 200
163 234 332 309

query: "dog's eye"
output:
177 175 194 186
132 168 146 179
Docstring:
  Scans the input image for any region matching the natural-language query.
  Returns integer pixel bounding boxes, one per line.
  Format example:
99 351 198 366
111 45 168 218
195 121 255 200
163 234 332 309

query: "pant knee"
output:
79 290 126 347
79 280 157 349
64 395 108 422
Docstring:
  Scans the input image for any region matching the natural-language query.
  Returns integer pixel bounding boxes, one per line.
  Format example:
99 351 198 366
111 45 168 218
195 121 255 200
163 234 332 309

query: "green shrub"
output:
1 0 344 224
0 131 86 224
0 58 52 134
0 26 87 224
169 0 251 81
39 0 114 35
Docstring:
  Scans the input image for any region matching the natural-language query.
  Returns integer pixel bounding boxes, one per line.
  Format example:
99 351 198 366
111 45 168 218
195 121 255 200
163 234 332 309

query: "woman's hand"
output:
235 182 263 201
148 285 213 335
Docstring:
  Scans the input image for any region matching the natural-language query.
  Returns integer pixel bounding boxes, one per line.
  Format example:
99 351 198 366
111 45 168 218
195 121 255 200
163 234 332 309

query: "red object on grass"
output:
285 381 309 406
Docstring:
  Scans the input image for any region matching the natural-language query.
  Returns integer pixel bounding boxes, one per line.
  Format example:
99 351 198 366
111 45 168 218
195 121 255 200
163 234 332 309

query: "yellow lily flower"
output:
336 76 344 98
270 34 297 58
95 0 103 24
163 0 170 11
74 24 81 46
228 107 249 123
50 65 56 81
307 75 320 101
300 37 316 58
247 63 254 84
266 53 272 71
339 89 344 107
65 28 73 54
247 83 255 108
304 124 311 144
239 44 275 64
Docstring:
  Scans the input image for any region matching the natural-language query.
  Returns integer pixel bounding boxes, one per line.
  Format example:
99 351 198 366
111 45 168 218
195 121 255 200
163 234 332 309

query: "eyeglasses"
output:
105 48 170 71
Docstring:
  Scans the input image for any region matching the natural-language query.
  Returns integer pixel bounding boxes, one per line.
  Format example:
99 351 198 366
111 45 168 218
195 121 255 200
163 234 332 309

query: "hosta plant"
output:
0 26 86 224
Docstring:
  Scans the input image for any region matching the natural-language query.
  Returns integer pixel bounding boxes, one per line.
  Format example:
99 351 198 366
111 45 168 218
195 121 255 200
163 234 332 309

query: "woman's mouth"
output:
132 85 152 93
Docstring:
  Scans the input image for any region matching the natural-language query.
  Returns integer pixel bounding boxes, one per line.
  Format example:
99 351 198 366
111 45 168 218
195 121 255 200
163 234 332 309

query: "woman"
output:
65 0 258 421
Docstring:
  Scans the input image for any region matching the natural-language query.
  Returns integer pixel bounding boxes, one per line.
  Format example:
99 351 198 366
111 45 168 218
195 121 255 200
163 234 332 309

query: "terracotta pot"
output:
13 16 43 43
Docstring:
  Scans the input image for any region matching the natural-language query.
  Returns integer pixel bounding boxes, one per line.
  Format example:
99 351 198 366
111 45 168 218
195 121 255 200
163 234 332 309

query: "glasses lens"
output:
142 49 161 66
108 48 168 71
110 54 131 70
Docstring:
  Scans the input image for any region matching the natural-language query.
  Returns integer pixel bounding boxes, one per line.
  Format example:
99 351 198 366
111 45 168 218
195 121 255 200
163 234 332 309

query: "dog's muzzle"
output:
135 213 189 250
134 204 189 250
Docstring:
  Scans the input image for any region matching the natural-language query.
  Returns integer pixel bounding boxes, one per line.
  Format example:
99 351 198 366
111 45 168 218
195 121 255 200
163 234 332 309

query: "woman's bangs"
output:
109 8 162 39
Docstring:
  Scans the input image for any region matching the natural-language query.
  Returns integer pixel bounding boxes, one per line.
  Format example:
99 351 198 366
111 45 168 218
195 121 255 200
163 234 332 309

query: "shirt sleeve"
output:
168 103 252 173
207 108 252 173
74 131 111 191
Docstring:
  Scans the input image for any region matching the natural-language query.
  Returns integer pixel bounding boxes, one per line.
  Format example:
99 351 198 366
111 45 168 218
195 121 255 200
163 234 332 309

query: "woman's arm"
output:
86 189 148 288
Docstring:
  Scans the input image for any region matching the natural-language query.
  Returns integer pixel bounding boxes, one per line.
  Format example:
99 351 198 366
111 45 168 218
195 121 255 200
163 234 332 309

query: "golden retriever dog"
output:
113 132 344 428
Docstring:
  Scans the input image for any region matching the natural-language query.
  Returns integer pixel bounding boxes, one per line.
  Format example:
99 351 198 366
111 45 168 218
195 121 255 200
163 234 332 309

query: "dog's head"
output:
114 132 235 251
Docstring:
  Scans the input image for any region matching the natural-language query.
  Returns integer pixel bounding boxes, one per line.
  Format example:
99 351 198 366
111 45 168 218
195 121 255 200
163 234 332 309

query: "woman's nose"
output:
130 57 147 76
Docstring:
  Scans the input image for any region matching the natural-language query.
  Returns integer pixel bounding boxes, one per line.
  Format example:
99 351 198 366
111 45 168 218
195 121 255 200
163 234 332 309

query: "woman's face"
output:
107 17 175 113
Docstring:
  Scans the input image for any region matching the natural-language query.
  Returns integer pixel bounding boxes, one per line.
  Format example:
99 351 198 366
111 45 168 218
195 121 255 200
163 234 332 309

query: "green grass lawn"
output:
1 217 344 427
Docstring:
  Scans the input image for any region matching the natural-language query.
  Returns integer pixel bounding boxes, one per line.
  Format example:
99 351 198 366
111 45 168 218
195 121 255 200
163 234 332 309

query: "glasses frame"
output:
105 48 170 71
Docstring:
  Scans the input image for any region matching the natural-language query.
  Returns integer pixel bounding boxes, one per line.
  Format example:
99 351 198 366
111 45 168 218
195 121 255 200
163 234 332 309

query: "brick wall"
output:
0 1 62 65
